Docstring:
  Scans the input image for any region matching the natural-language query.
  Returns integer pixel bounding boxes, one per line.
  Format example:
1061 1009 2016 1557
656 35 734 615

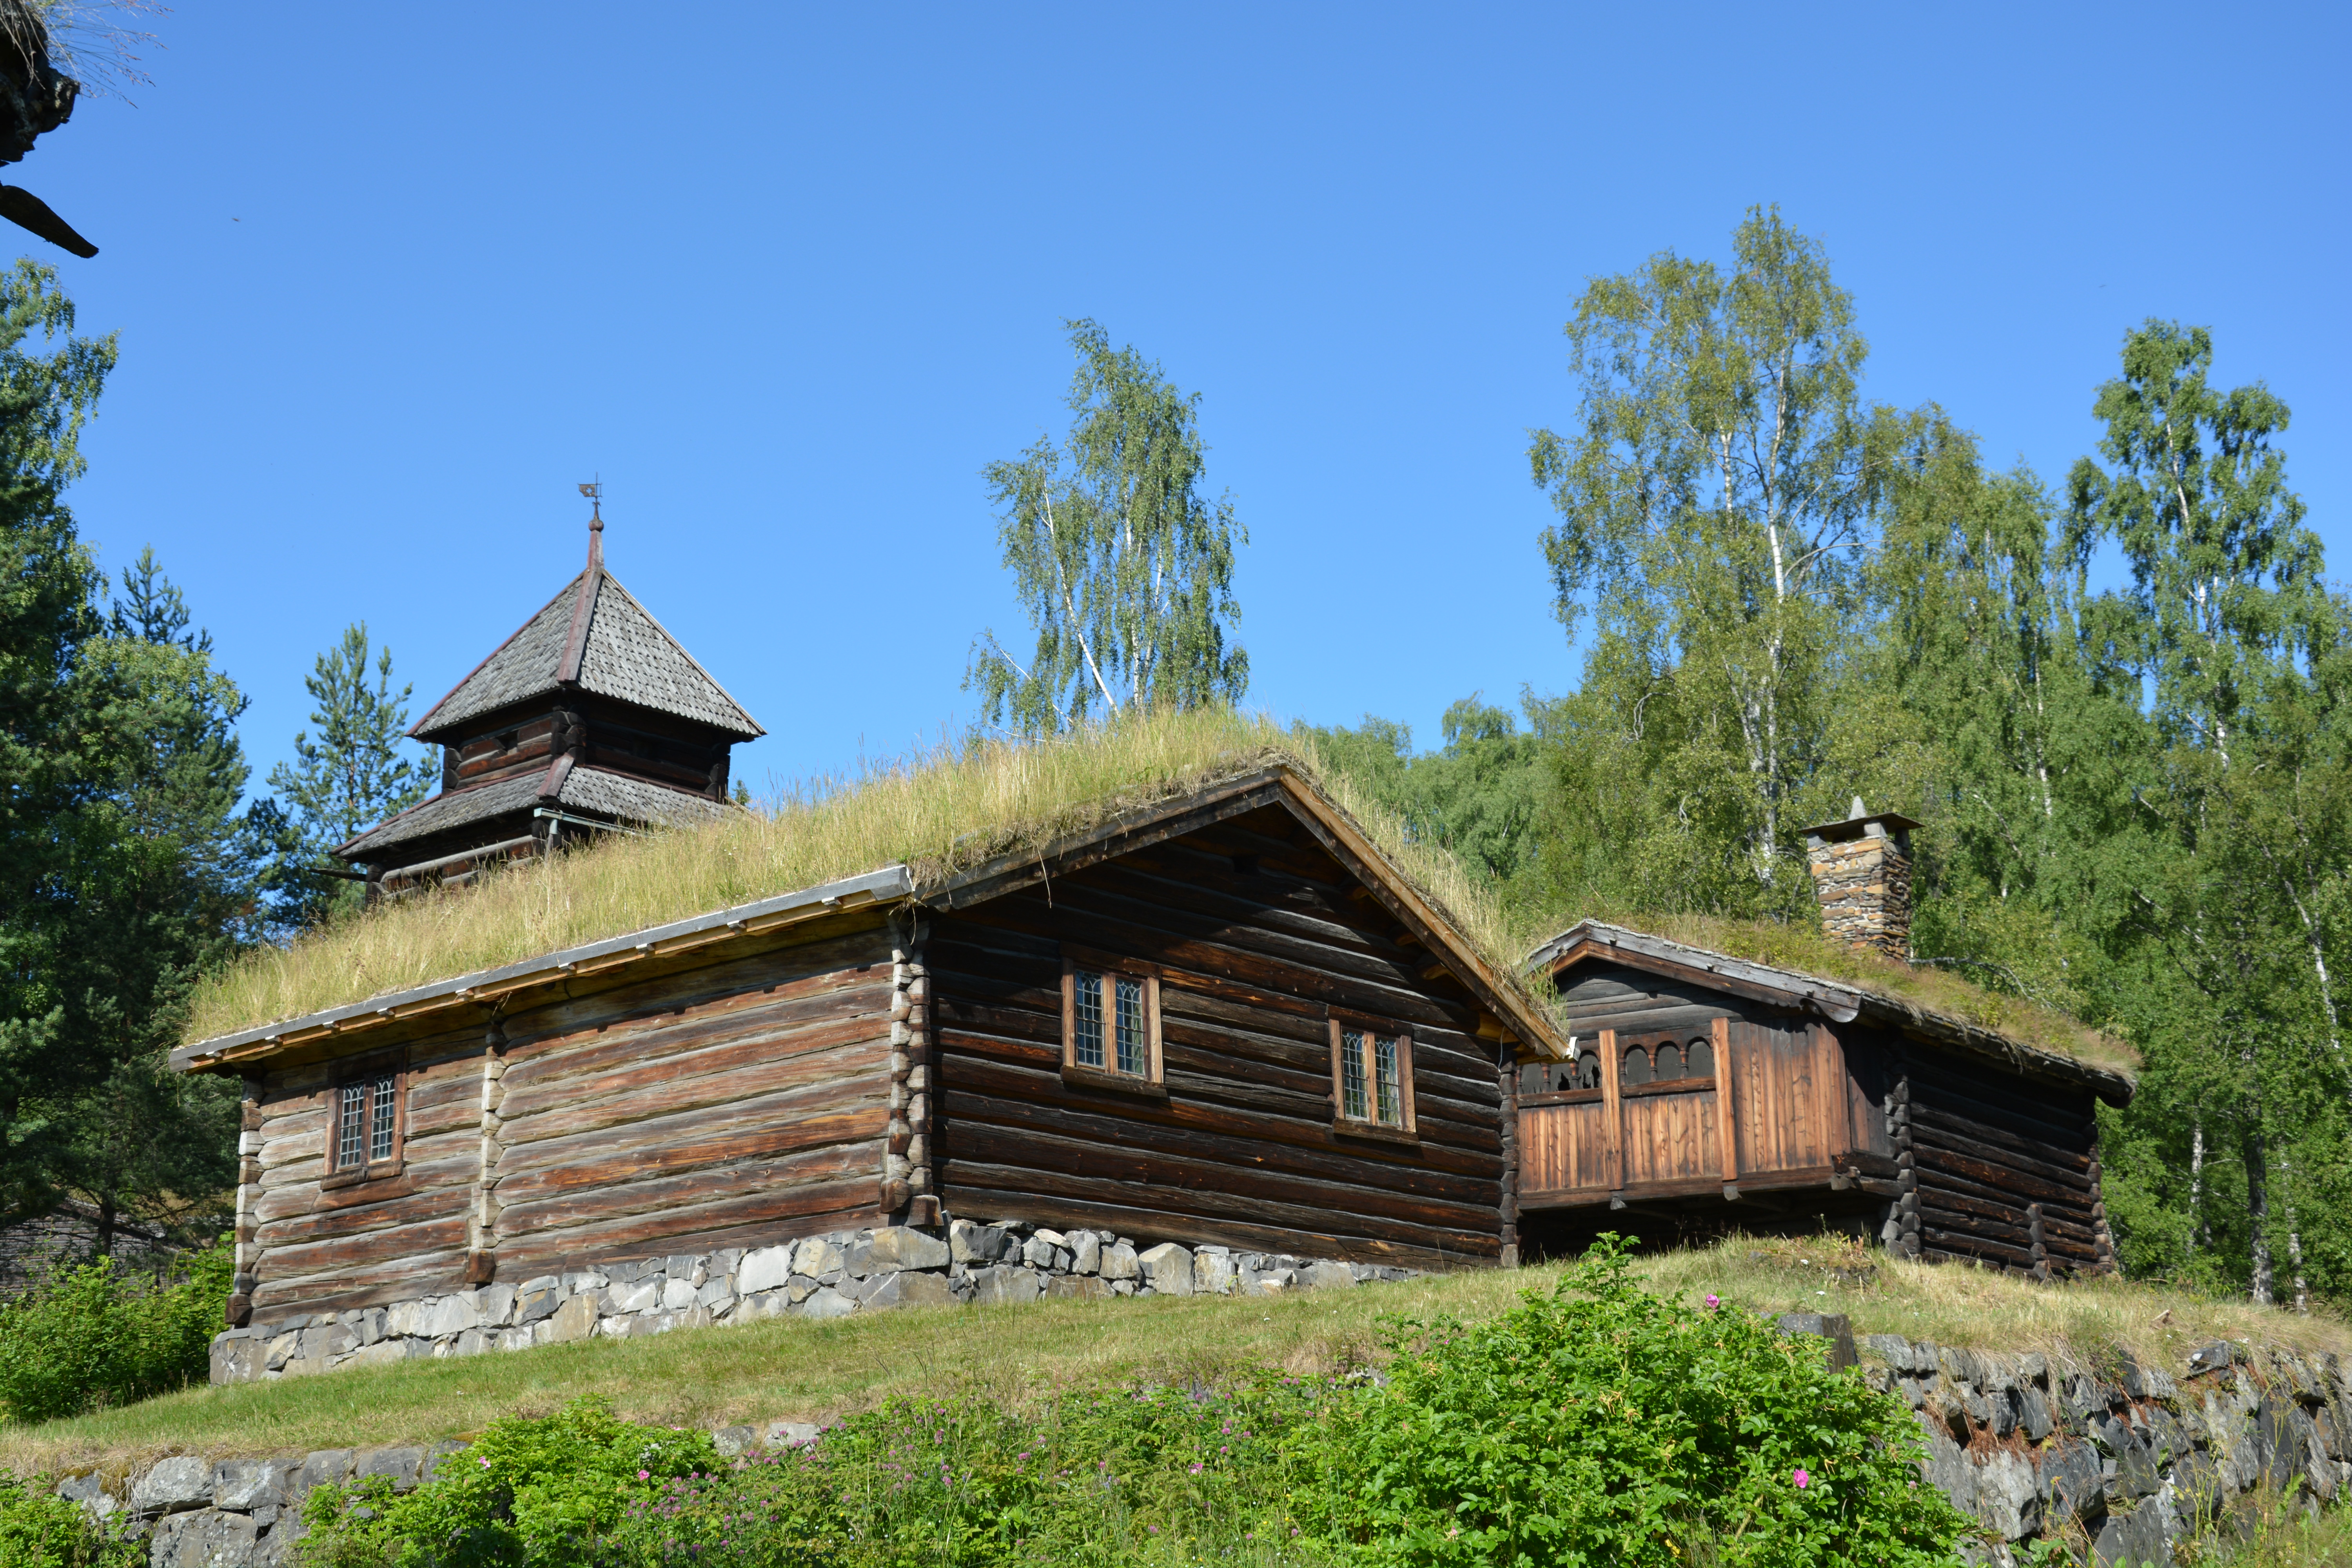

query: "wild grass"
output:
188 709 1545 1044
7 1233 2338 1478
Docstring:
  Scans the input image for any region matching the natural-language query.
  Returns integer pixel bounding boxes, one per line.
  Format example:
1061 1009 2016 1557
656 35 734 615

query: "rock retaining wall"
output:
1861 1331 2352 1564
209 1216 1416 1384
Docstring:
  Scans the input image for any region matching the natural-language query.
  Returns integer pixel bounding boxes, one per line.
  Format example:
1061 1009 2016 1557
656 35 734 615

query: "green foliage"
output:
263 621 431 926
295 1396 719 1567
294 1387 1328 1567
1526 205 1929 918
1299 1236 1968 1567
0 1240 233 1423
1303 694 1551 893
0 1470 140 1568
967 318 1248 733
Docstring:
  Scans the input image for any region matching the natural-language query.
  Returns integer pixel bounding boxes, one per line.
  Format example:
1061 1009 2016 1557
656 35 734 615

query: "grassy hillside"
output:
7 1235 2338 1477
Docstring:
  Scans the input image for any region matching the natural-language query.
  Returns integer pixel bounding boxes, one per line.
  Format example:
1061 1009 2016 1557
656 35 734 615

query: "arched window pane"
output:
1622 1043 1652 1086
1073 969 1104 1068
1655 1042 1683 1080
1687 1037 1715 1077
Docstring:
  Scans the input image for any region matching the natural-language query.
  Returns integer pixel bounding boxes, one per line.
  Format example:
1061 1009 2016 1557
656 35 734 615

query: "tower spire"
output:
577 479 604 572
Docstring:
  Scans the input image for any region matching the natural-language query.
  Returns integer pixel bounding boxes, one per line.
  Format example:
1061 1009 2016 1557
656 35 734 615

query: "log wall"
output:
1903 1048 2109 1277
928 805 1504 1269
246 921 897 1318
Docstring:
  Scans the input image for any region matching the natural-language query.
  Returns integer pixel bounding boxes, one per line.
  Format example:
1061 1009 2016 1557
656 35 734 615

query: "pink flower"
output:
638 1470 650 1481
1704 1294 1720 1309
1793 1468 1809 1488
477 1457 491 1469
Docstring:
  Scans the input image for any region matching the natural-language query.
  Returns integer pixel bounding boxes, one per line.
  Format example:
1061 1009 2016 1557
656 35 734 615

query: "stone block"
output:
1975 1450 2039 1541
1068 1230 1103 1274
1246 1268 1297 1294
1099 1241 1139 1280
2020 1386 2054 1442
606 1280 661 1316
1192 1252 1237 1295
1021 1234 1060 1270
866 1225 952 1272
1301 1261 1355 1292
212 1336 262 1385
423 1293 486 1339
546 1292 599 1343
662 1278 698 1311
1137 1243 1193 1295
382 1301 430 1339
214 1459 289 1511
696 1278 734 1310
863 1270 955 1310
969 1265 1044 1306
767 1421 822 1447
785 1274 820 1303
561 1270 608 1295
666 1254 704 1285
517 1274 561 1296
55 1470 118 1519
1046 1275 1112 1301
797 1286 856 1319
2094 1500 2168 1568
950 1220 1011 1265
738 1244 795 1296
263 1330 301 1371
795 1236 846 1278
713 1425 756 1457
1920 1430 1974 1517
292 1451 353 1500
477 1283 518 1327
420 1441 469 1484
1863 1333 1916 1372
356 1447 425 1493
132 1455 214 1516
516 1288 563 1327
455 1328 489 1357
2038 1439 2104 1525
341 1339 416 1369
150 1506 258 1567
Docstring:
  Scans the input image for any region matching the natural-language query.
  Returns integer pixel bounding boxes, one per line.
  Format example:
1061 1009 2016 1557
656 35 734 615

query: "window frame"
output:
1060 948 1167 1099
321 1053 407 1189
1327 1009 1418 1142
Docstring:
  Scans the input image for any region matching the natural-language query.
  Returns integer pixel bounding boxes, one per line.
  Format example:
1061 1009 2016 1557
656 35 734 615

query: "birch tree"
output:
967 319 1247 734
1528 207 1913 912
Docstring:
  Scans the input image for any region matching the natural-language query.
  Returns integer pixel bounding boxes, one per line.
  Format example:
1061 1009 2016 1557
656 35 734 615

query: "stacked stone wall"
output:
209 1214 1417 1384
1862 1332 2351 1564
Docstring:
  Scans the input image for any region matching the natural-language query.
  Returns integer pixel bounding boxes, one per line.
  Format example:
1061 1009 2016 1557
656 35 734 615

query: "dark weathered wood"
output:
1909 1143 2087 1207
1908 1123 2095 1196
1909 1103 2092 1172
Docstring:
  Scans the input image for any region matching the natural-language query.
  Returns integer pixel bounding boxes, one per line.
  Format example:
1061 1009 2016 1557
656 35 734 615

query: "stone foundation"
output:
210 1216 1417 1385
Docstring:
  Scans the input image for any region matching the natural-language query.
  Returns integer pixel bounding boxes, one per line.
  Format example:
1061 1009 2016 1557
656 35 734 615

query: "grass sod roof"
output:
183 706 2137 1083
183 709 1560 1050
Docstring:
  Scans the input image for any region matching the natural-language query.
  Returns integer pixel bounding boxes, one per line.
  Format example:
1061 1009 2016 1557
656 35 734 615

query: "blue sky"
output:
29 3 2350 801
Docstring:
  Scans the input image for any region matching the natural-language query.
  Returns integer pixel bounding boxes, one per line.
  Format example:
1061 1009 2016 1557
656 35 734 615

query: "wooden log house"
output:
1510 806 2134 1276
175 763 1570 1326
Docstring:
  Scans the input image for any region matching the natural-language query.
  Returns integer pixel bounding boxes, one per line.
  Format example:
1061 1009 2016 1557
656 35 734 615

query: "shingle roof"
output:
410 550 763 742
337 765 731 859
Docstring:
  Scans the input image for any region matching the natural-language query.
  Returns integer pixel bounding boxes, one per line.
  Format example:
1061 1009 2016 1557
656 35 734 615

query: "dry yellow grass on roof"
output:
185 708 1546 1047
1590 911 2139 1079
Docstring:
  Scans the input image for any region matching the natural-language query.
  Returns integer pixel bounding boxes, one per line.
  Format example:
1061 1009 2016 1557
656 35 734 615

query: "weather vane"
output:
577 477 602 528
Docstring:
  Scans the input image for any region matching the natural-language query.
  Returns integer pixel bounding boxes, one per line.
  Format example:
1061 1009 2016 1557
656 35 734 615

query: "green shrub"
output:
0 1239 234 1424
1298 1234 1972 1566
0 1471 142 1567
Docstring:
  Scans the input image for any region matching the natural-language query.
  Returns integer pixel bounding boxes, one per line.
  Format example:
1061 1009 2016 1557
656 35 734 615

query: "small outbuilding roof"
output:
410 522 764 742
1530 919 2133 1102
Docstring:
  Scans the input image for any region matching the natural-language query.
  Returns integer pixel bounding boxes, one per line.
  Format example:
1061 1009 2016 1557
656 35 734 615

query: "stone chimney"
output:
1798 798 1920 960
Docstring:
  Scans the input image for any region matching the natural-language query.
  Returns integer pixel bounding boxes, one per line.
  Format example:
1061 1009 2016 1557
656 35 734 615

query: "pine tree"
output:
263 622 430 924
